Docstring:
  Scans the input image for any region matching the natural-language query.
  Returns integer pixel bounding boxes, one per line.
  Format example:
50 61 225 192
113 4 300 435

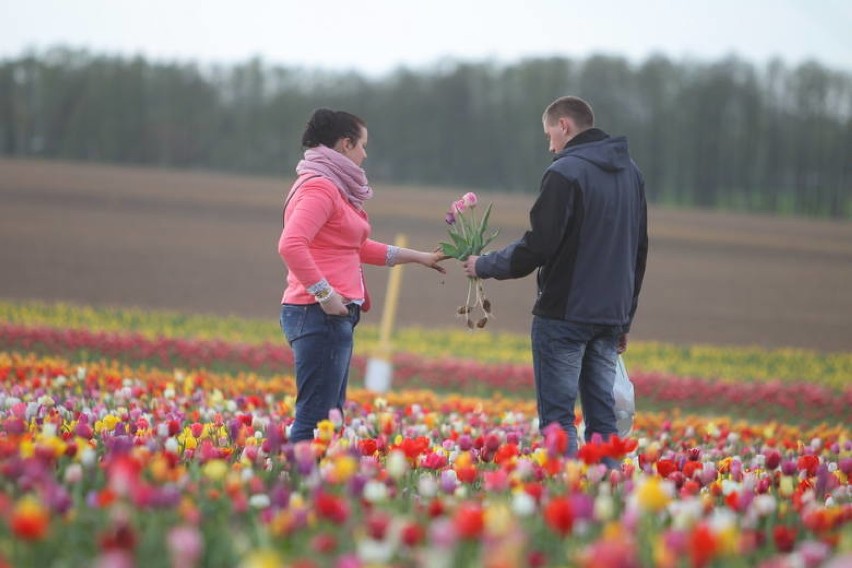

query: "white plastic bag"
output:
613 355 635 438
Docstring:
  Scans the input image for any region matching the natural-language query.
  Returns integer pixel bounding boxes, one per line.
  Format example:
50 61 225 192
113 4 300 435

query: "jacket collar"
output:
561 128 609 152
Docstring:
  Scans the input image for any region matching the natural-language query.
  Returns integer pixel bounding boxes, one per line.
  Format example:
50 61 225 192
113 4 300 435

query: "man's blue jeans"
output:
280 303 360 443
531 316 621 457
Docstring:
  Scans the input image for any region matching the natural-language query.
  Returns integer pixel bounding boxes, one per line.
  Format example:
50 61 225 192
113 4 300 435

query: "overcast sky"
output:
2 0 850 75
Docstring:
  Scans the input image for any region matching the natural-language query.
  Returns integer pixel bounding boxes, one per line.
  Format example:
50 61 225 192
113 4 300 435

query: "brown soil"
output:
2 158 851 352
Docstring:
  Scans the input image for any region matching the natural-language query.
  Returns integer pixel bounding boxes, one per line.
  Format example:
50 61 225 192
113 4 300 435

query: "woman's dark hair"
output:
301 108 366 148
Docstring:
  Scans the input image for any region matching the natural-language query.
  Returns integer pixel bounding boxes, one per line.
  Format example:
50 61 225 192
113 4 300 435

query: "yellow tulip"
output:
716 525 740 556
636 477 671 513
484 503 513 536
240 549 283 568
316 420 335 442
19 439 35 459
330 455 357 484
101 414 120 431
202 459 229 482
779 476 794 497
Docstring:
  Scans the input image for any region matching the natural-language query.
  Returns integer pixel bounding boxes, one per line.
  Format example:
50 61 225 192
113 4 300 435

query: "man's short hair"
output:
543 96 595 129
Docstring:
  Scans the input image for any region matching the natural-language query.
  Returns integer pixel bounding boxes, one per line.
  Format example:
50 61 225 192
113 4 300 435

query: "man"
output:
463 96 648 460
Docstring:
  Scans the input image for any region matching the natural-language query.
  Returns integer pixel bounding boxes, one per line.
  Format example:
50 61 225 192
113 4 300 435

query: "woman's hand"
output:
393 247 447 273
319 292 349 316
420 250 447 273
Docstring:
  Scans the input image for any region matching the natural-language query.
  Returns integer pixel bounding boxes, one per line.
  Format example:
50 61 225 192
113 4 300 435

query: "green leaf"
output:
462 210 476 241
477 203 494 240
449 230 466 249
440 242 461 259
466 202 493 255
481 228 500 250
471 230 482 255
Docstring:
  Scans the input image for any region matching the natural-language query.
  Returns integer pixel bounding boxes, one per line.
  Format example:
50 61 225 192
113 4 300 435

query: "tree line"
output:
1 47 850 218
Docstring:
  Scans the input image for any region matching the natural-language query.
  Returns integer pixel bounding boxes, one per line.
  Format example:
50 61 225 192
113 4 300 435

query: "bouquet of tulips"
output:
439 192 499 329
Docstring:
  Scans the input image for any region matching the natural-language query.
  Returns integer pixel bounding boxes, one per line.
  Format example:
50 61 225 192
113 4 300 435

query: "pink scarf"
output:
295 145 373 209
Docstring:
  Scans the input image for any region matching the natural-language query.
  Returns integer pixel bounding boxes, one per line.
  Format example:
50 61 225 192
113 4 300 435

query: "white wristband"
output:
315 287 335 304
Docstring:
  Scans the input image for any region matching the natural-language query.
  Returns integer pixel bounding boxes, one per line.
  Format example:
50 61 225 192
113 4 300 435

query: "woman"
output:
278 108 445 443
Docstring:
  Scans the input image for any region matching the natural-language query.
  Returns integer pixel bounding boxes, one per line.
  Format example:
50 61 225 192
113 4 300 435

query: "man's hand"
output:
463 255 480 278
617 334 628 354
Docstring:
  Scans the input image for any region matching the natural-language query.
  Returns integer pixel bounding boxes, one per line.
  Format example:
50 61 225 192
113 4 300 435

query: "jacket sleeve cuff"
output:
307 278 332 296
386 245 400 267
476 241 521 280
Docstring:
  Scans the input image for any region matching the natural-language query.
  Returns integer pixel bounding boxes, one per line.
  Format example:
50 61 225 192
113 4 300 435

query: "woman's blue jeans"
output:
531 316 621 458
280 303 360 443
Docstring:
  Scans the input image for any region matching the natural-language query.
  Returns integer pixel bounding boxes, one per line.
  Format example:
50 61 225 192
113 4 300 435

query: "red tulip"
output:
314 492 349 525
656 459 678 478
454 503 484 539
773 525 797 553
544 496 573 536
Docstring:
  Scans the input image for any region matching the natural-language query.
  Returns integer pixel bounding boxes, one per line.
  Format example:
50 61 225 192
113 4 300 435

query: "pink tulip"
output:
167 525 203 568
429 518 458 549
335 555 362 568
483 470 509 492
75 421 94 439
94 552 134 568
3 417 26 435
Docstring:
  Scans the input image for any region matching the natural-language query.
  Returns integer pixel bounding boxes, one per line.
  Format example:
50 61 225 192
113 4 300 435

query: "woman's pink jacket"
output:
278 175 389 312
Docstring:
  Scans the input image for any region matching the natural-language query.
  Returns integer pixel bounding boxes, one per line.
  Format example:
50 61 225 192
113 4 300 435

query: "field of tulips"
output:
2 301 851 388
1 301 851 567
1 301 850 424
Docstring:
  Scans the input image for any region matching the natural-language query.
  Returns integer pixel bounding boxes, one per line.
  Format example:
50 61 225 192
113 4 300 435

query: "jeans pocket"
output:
280 305 307 344
327 304 360 324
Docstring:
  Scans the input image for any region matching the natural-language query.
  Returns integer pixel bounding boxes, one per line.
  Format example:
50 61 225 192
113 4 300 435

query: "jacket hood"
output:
555 132 630 173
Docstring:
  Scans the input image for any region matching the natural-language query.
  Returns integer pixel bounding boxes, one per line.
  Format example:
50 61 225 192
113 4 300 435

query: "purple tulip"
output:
814 464 829 500
348 474 367 498
228 419 242 441
151 486 181 508
439 470 458 493
730 459 743 482
569 493 595 521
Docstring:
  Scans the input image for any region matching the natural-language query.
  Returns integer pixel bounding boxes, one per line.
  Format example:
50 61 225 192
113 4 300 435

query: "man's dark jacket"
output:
476 128 648 330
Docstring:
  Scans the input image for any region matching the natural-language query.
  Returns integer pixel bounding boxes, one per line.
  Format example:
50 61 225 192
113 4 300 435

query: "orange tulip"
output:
10 496 50 541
